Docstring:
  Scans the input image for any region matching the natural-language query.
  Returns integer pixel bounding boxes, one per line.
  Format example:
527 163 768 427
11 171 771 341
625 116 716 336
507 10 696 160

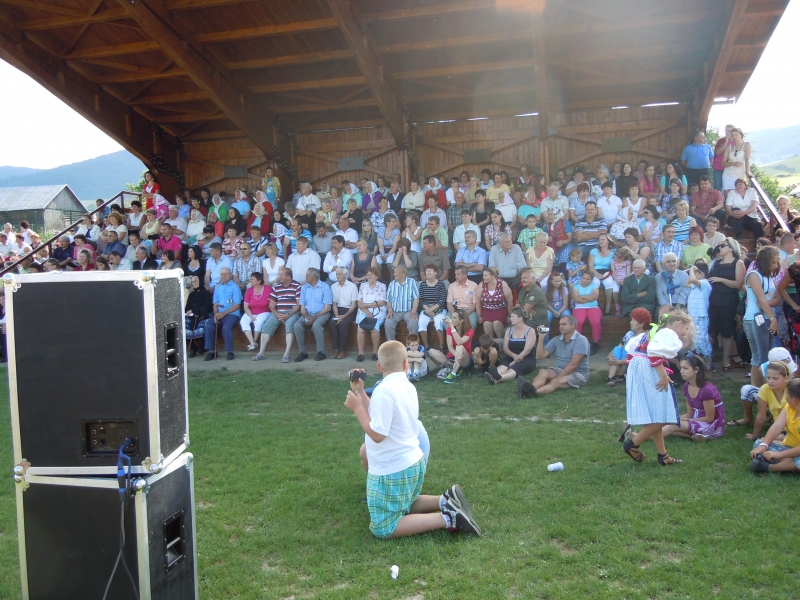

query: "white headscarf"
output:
348 183 360 196
365 181 378 196
428 177 442 192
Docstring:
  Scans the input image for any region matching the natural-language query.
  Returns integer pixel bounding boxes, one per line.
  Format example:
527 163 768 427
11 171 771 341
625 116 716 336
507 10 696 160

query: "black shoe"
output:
517 376 527 399
227 352 235 361
590 341 599 355
371 353 379 361
488 366 500 382
443 499 482 536
357 354 365 362
443 484 474 521
188 346 197 358
294 352 309 363
751 458 770 473
314 352 326 361
199 348 208 355
204 352 217 361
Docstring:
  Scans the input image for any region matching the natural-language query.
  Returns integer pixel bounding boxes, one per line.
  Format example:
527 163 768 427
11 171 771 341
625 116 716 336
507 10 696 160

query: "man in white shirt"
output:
165 205 188 239
452 209 481 251
329 266 359 358
540 182 571 221
322 235 353 282
335 216 359 250
108 250 133 271
296 182 321 213
0 232 11 257
285 236 321 283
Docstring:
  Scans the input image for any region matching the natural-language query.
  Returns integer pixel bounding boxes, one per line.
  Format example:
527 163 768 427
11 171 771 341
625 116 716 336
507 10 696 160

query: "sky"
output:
0 1 797 170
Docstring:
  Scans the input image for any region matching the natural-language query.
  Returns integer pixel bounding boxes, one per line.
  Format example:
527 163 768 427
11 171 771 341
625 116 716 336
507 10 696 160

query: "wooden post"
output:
531 5 549 179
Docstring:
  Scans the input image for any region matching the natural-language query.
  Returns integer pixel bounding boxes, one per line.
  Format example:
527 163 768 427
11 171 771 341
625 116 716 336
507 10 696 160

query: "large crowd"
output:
2 127 798 475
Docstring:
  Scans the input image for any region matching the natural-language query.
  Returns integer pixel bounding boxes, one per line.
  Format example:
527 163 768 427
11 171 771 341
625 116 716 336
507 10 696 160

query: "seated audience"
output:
476 267 513 339
472 334 499 375
239 272 272 351
417 264 448 351
428 309 476 383
750 378 800 474
293 268 332 362
285 236 321 283
690 175 726 226
202 267 242 361
356 266 387 362
725 178 765 240
519 315 590 397
447 265 479 330
253 267 301 362
489 233 527 289
329 266 359 359
384 265 420 343
573 201 607 259
656 252 689 315
454 230 488 284
483 307 537 387
515 268 549 329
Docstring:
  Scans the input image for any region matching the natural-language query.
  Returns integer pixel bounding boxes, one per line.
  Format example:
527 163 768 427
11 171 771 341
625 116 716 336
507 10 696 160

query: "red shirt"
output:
244 285 272 315
691 189 724 216
143 182 161 210
446 327 474 357
157 235 183 255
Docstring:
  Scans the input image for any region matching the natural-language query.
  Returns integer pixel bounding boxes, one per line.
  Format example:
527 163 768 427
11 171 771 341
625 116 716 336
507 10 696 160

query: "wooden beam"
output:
630 145 677 162
184 129 246 141
0 18 182 195
629 119 683 142
360 0 531 23
227 49 352 71
695 0 749 129
298 139 396 153
194 18 338 43
62 40 161 60
124 58 175 103
557 150 603 171
118 0 292 178
0 0 83 17
21 7 128 32
491 131 540 154
252 76 365 94
59 0 105 55
733 35 770 48
95 67 185 84
133 90 209 105
272 97 377 115
153 112 228 124
326 0 409 151
552 130 602 145
378 30 530 54
362 164 400 179
293 118 387 132
417 139 465 156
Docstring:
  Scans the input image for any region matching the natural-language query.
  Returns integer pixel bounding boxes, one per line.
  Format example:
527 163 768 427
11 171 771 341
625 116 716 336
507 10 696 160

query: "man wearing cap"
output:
735 347 798 429
285 236 321 283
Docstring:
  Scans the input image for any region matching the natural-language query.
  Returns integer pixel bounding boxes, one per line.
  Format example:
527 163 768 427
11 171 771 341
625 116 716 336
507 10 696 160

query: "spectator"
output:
707 237 747 371
749 377 800 474
335 216 359 250
573 201 607 259
356 266 387 361
743 246 781 388
390 237 420 281
703 216 726 249
596 180 623 223
222 225 242 259
247 225 269 258
686 263 713 366
261 242 284 287
725 178 764 240
124 231 142 262
205 242 234 291
350 238 377 286
190 196 207 218
621 259 657 317
133 246 157 270
419 235 451 283
428 309 476 383
261 166 281 209
660 178 689 221
453 209 481 251
156 222 182 259
571 271 602 354
495 191 517 226
296 182 321 217
454 230 488 284
721 127 752 194
681 226 710 268
656 252 689 316
609 246 632 315
0 233 11 257
680 130 715 184
620 180 645 223
544 271 571 326
202 267 242 361
423 215 449 252
447 265 479 330
402 179 425 212
470 189 494 237
384 265 420 343
253 267 301 363
52 236 74 269
329 266 359 359
285 237 321 283
653 224 684 272
231 190 251 220
385 180 404 218
639 204 662 249
184 280 211 355
606 307 651 387
417 264 448 351
223 207 248 238
540 181 570 221
690 175 726 227
101 229 125 257
293 268 332 362
670 202 696 242
517 213 544 251
519 315 590 397
233 240 262 290
476 266 513 339
402 210 423 253
639 164 659 198
322 234 353 281
486 172 511 203
183 244 205 284
484 307 538 387
483 210 512 251
76 214 101 243
569 182 593 222
446 190 467 233
587 232 614 313
108 250 133 271
93 256 110 271
420 194 447 229
515 268 549 329
565 166 587 201
659 162 688 196
185 209 206 244
239 272 272 351
488 233 527 289
141 208 161 243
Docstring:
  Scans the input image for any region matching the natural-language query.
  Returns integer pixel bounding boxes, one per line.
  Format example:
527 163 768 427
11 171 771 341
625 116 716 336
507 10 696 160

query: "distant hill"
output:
747 124 800 165
0 151 145 203
0 166 40 181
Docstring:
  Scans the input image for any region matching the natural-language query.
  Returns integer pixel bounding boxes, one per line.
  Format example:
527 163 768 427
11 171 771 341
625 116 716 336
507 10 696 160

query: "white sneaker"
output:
247 343 258 351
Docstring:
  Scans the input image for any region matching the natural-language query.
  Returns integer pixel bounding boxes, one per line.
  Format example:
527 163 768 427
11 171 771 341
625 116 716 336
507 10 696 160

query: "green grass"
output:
0 367 798 599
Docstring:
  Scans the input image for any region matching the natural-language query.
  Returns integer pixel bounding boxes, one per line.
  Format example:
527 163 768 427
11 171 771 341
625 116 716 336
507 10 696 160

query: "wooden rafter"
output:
0 0 83 18
125 59 177 103
118 0 292 176
60 0 105 55
326 0 409 152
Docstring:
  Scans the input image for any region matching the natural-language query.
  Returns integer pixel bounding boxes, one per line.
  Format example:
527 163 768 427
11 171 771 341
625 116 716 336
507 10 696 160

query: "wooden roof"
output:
0 0 788 184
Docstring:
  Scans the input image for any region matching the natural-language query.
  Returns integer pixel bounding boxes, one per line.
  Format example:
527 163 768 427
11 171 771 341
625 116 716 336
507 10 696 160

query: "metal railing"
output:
0 190 141 277
749 174 788 238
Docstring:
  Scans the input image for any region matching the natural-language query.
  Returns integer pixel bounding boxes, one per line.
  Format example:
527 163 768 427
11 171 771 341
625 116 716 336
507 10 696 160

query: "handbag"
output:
359 317 378 330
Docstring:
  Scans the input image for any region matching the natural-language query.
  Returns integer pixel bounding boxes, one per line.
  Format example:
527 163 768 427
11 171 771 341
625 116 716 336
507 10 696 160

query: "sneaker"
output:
691 434 709 443
519 378 538 397
443 484 474 521
750 458 770 473
247 343 258 351
443 371 459 384
442 499 482 536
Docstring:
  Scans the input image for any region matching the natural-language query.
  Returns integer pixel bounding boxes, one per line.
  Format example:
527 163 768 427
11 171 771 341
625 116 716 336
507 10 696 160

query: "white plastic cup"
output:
547 462 564 472
391 565 399 579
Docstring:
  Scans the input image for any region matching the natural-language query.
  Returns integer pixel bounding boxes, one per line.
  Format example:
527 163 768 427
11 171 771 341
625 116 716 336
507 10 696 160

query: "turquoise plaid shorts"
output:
366 458 426 539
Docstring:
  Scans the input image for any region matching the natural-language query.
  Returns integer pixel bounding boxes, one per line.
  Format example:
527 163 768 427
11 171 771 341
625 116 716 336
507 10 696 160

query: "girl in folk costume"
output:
622 310 694 466
427 177 447 210
152 193 171 221
141 170 160 210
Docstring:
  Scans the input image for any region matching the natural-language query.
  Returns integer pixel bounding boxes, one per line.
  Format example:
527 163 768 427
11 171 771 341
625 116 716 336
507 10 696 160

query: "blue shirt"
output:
178 204 190 219
212 280 243 317
455 245 489 275
207 254 234 287
387 277 419 313
300 281 333 314
680 143 714 169
232 200 251 216
103 240 126 257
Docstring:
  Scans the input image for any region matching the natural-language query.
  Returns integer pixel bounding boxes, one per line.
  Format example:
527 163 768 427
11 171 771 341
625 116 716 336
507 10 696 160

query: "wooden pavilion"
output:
0 0 788 201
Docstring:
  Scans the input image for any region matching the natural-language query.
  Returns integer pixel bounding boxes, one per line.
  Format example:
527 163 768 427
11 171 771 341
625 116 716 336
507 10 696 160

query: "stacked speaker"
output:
5 270 197 600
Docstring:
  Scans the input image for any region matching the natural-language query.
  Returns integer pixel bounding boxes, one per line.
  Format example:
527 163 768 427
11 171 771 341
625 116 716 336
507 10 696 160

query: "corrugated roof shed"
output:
0 185 82 211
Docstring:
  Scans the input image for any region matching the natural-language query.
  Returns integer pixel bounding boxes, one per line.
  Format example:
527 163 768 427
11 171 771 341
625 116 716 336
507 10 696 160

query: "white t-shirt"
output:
596 194 623 223
366 371 424 476
725 189 759 220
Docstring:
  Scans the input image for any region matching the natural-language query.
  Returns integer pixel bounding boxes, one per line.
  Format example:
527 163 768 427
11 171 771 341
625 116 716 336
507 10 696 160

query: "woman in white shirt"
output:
127 200 144 235
76 214 101 243
107 212 129 245
596 181 623 224
261 243 285 287
725 178 764 240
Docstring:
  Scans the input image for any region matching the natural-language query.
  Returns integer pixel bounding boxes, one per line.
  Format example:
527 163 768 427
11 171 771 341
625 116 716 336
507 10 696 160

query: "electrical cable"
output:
101 439 139 600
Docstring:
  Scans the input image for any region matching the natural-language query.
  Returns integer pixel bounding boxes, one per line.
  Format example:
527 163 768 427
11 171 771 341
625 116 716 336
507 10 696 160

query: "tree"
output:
126 169 147 193
705 126 721 146
750 164 789 203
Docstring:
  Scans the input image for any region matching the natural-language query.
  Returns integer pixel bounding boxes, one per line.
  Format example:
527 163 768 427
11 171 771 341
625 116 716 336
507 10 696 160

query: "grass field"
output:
0 366 798 599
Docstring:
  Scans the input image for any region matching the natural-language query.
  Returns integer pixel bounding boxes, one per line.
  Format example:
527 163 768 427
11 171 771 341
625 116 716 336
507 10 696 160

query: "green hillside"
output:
762 155 800 188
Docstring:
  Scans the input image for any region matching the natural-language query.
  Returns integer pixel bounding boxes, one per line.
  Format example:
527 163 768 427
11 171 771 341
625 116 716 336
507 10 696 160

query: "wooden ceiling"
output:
0 0 788 183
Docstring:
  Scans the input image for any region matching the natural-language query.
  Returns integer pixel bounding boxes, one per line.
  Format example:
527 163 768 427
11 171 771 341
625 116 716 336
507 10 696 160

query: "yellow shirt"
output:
782 404 800 448
486 184 510 202
758 384 788 420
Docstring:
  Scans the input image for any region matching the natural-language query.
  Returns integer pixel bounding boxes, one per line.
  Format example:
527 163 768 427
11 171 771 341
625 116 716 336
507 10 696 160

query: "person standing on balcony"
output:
721 127 752 196
713 124 734 192
680 131 715 186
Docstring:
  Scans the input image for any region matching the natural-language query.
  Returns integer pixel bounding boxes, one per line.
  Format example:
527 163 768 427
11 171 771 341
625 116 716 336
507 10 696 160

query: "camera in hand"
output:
349 370 366 382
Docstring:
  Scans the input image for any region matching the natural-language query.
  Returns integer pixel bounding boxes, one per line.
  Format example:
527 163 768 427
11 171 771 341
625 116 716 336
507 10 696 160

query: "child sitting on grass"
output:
750 378 800 473
607 307 651 386
663 355 725 442
345 342 482 538
405 334 428 381
472 334 499 374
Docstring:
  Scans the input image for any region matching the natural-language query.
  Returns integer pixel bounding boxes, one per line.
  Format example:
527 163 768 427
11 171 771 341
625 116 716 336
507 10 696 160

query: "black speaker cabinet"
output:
5 270 189 475
14 452 197 600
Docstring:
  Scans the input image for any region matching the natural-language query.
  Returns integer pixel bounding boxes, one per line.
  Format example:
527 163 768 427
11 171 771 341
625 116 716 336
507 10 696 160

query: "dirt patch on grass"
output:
550 538 578 556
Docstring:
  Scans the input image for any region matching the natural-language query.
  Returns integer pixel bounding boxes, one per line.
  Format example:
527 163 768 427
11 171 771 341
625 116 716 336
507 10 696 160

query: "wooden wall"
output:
181 104 691 195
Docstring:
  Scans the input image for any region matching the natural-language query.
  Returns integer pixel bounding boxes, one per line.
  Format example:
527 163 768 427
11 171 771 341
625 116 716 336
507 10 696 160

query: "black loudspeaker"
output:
15 453 197 600
5 271 189 475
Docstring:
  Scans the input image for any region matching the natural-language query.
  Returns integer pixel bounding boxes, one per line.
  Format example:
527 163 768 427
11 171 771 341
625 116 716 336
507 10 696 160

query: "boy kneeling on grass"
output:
345 340 482 538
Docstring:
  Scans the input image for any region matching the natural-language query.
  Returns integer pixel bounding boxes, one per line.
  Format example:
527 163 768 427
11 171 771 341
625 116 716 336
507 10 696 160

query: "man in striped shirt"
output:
253 267 302 361
384 265 420 342
653 224 685 273
573 201 607 260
